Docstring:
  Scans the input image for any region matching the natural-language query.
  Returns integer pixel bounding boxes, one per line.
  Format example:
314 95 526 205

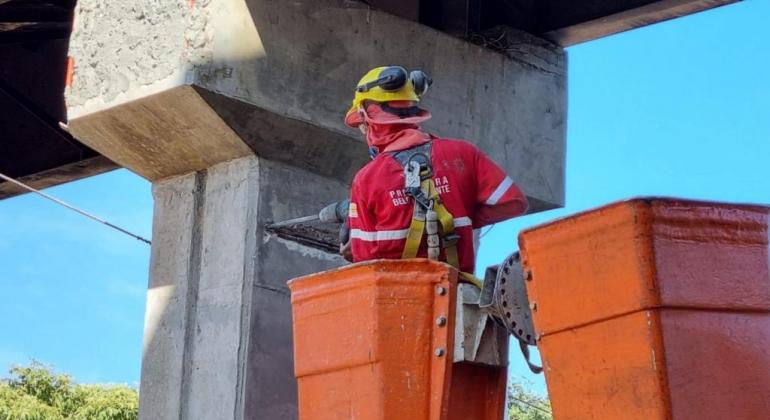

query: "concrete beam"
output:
0 155 116 200
3 0 742 198
543 0 739 46
66 86 253 181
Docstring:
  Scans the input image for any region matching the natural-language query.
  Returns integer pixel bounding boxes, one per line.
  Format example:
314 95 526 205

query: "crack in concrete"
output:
179 170 207 420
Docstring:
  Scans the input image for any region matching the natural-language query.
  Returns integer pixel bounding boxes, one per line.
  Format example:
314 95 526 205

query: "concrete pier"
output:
141 156 348 419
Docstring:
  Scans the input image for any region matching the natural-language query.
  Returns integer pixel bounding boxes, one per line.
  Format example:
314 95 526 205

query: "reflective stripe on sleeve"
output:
484 176 513 205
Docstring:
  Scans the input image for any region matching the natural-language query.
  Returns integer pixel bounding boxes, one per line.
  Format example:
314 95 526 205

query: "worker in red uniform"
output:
341 66 528 276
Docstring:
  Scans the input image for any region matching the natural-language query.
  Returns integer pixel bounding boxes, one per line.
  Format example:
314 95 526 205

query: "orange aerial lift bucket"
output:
288 260 506 420
519 198 770 419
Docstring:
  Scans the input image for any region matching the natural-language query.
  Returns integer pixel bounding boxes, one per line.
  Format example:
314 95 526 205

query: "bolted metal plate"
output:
453 283 509 367
494 252 537 346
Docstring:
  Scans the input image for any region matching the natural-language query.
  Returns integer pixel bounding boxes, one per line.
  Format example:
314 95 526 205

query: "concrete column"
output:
140 156 347 419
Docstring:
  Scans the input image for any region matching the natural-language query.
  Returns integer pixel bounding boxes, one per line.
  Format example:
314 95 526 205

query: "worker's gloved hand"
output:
339 220 352 262
340 240 353 262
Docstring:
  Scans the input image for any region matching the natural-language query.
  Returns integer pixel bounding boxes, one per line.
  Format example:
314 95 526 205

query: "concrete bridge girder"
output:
0 0 737 200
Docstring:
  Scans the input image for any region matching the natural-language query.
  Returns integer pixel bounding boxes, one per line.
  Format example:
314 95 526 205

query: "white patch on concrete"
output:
208 0 265 61
268 234 344 262
142 284 176 355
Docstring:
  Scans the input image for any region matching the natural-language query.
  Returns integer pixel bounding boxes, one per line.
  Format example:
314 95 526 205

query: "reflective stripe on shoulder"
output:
352 217 472 243
484 176 513 205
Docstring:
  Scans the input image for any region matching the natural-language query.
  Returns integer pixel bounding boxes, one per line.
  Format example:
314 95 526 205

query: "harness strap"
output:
424 178 461 269
459 272 483 288
401 203 426 259
397 142 482 288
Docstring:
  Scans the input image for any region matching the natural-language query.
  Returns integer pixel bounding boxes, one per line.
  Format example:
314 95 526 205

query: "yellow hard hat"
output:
345 66 431 119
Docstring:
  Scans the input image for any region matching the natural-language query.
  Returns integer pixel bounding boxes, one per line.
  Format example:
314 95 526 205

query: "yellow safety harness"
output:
396 143 483 288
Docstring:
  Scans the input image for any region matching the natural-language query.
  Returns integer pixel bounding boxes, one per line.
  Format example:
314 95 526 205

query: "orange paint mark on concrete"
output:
65 57 74 88
188 0 195 9
519 197 770 419
289 259 505 420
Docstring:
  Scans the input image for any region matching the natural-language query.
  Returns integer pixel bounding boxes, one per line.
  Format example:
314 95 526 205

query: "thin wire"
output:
509 395 552 415
0 171 151 245
480 223 495 238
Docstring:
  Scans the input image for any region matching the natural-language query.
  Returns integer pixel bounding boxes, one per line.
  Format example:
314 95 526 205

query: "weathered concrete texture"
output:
244 158 351 418
139 155 347 419
65 0 201 117
140 171 197 420
195 0 567 208
66 86 252 181
65 0 253 119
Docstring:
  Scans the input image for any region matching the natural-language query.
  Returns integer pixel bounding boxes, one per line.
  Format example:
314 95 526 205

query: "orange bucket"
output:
519 198 770 419
288 259 506 420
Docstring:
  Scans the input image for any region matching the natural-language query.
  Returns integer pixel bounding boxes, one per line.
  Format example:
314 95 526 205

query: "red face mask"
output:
355 102 432 152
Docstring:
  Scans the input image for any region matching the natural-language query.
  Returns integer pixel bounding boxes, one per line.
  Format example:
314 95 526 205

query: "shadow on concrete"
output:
0 0 116 199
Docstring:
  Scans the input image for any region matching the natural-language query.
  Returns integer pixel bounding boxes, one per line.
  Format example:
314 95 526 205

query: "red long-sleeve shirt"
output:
349 136 527 273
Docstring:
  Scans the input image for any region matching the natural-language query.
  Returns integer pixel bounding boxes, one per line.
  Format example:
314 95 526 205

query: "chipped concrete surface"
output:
270 235 344 262
66 0 213 118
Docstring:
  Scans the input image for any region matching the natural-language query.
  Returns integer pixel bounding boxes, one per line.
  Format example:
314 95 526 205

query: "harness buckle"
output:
404 160 434 210
443 233 460 247
409 189 432 210
404 161 422 190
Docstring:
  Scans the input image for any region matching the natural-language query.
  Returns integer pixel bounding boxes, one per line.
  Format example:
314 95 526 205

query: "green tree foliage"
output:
508 379 552 420
0 362 138 420
2 362 548 419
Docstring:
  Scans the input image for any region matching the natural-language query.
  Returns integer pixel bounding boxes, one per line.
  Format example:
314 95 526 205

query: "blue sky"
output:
1 0 767 396
477 0 770 392
0 171 152 384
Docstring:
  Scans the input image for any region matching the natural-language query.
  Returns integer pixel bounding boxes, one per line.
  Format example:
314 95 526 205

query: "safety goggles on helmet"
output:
355 66 431 96
345 66 432 127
